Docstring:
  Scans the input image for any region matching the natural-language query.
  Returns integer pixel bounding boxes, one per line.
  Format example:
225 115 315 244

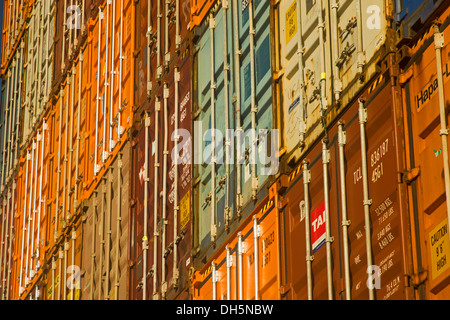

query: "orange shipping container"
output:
190 0 215 29
12 117 51 300
193 184 280 300
0 180 18 300
276 60 413 300
84 0 133 198
1 0 29 75
401 4 450 300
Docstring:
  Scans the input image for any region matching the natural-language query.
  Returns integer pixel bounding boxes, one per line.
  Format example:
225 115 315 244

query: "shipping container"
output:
190 0 215 29
11 117 51 300
192 0 276 269
192 184 279 300
1 0 29 75
273 0 397 169
0 180 18 300
134 0 191 110
21 0 54 149
43 214 83 301
396 0 447 39
80 142 130 300
0 39 24 193
52 0 100 94
84 0 133 199
48 54 88 248
400 4 450 299
130 46 192 300
276 60 414 300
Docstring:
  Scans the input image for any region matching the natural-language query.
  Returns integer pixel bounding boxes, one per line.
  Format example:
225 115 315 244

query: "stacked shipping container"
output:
0 0 449 301
129 0 193 301
191 0 276 271
399 3 450 299
44 0 134 300
1 0 29 75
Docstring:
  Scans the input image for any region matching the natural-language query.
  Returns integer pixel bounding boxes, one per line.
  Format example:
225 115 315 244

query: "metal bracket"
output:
303 169 311 184
404 167 420 184
322 149 331 164
338 129 347 146
434 32 444 49
342 219 351 227
226 254 233 268
405 270 428 288
359 105 368 124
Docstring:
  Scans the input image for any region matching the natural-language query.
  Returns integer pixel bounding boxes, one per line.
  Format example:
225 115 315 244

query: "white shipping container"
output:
275 0 392 165
22 0 55 147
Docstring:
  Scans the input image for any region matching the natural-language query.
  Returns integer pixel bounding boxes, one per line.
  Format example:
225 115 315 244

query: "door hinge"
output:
404 270 428 288
404 167 420 184
279 283 291 296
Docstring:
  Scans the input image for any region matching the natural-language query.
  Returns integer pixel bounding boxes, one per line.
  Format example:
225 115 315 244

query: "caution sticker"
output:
429 219 450 280
285 1 298 44
180 190 191 231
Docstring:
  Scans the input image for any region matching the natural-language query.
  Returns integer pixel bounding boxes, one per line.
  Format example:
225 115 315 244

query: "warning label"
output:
285 2 298 44
429 219 450 280
180 190 191 231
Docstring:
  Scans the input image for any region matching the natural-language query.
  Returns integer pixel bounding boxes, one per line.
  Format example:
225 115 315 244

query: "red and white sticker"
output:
311 201 326 253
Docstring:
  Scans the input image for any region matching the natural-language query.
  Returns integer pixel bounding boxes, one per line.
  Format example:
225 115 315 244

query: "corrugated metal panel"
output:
278 72 412 300
192 0 275 268
13 118 50 299
193 185 279 300
0 39 24 192
134 0 191 109
0 180 17 300
52 0 100 95
84 0 133 199
1 0 29 75
130 46 192 300
402 5 450 299
21 0 54 149
81 142 130 300
45 48 89 298
274 0 396 167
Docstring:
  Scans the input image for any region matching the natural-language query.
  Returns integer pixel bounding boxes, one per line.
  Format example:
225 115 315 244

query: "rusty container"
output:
277 64 413 300
400 3 450 300
192 184 279 300
134 0 191 110
129 45 192 300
